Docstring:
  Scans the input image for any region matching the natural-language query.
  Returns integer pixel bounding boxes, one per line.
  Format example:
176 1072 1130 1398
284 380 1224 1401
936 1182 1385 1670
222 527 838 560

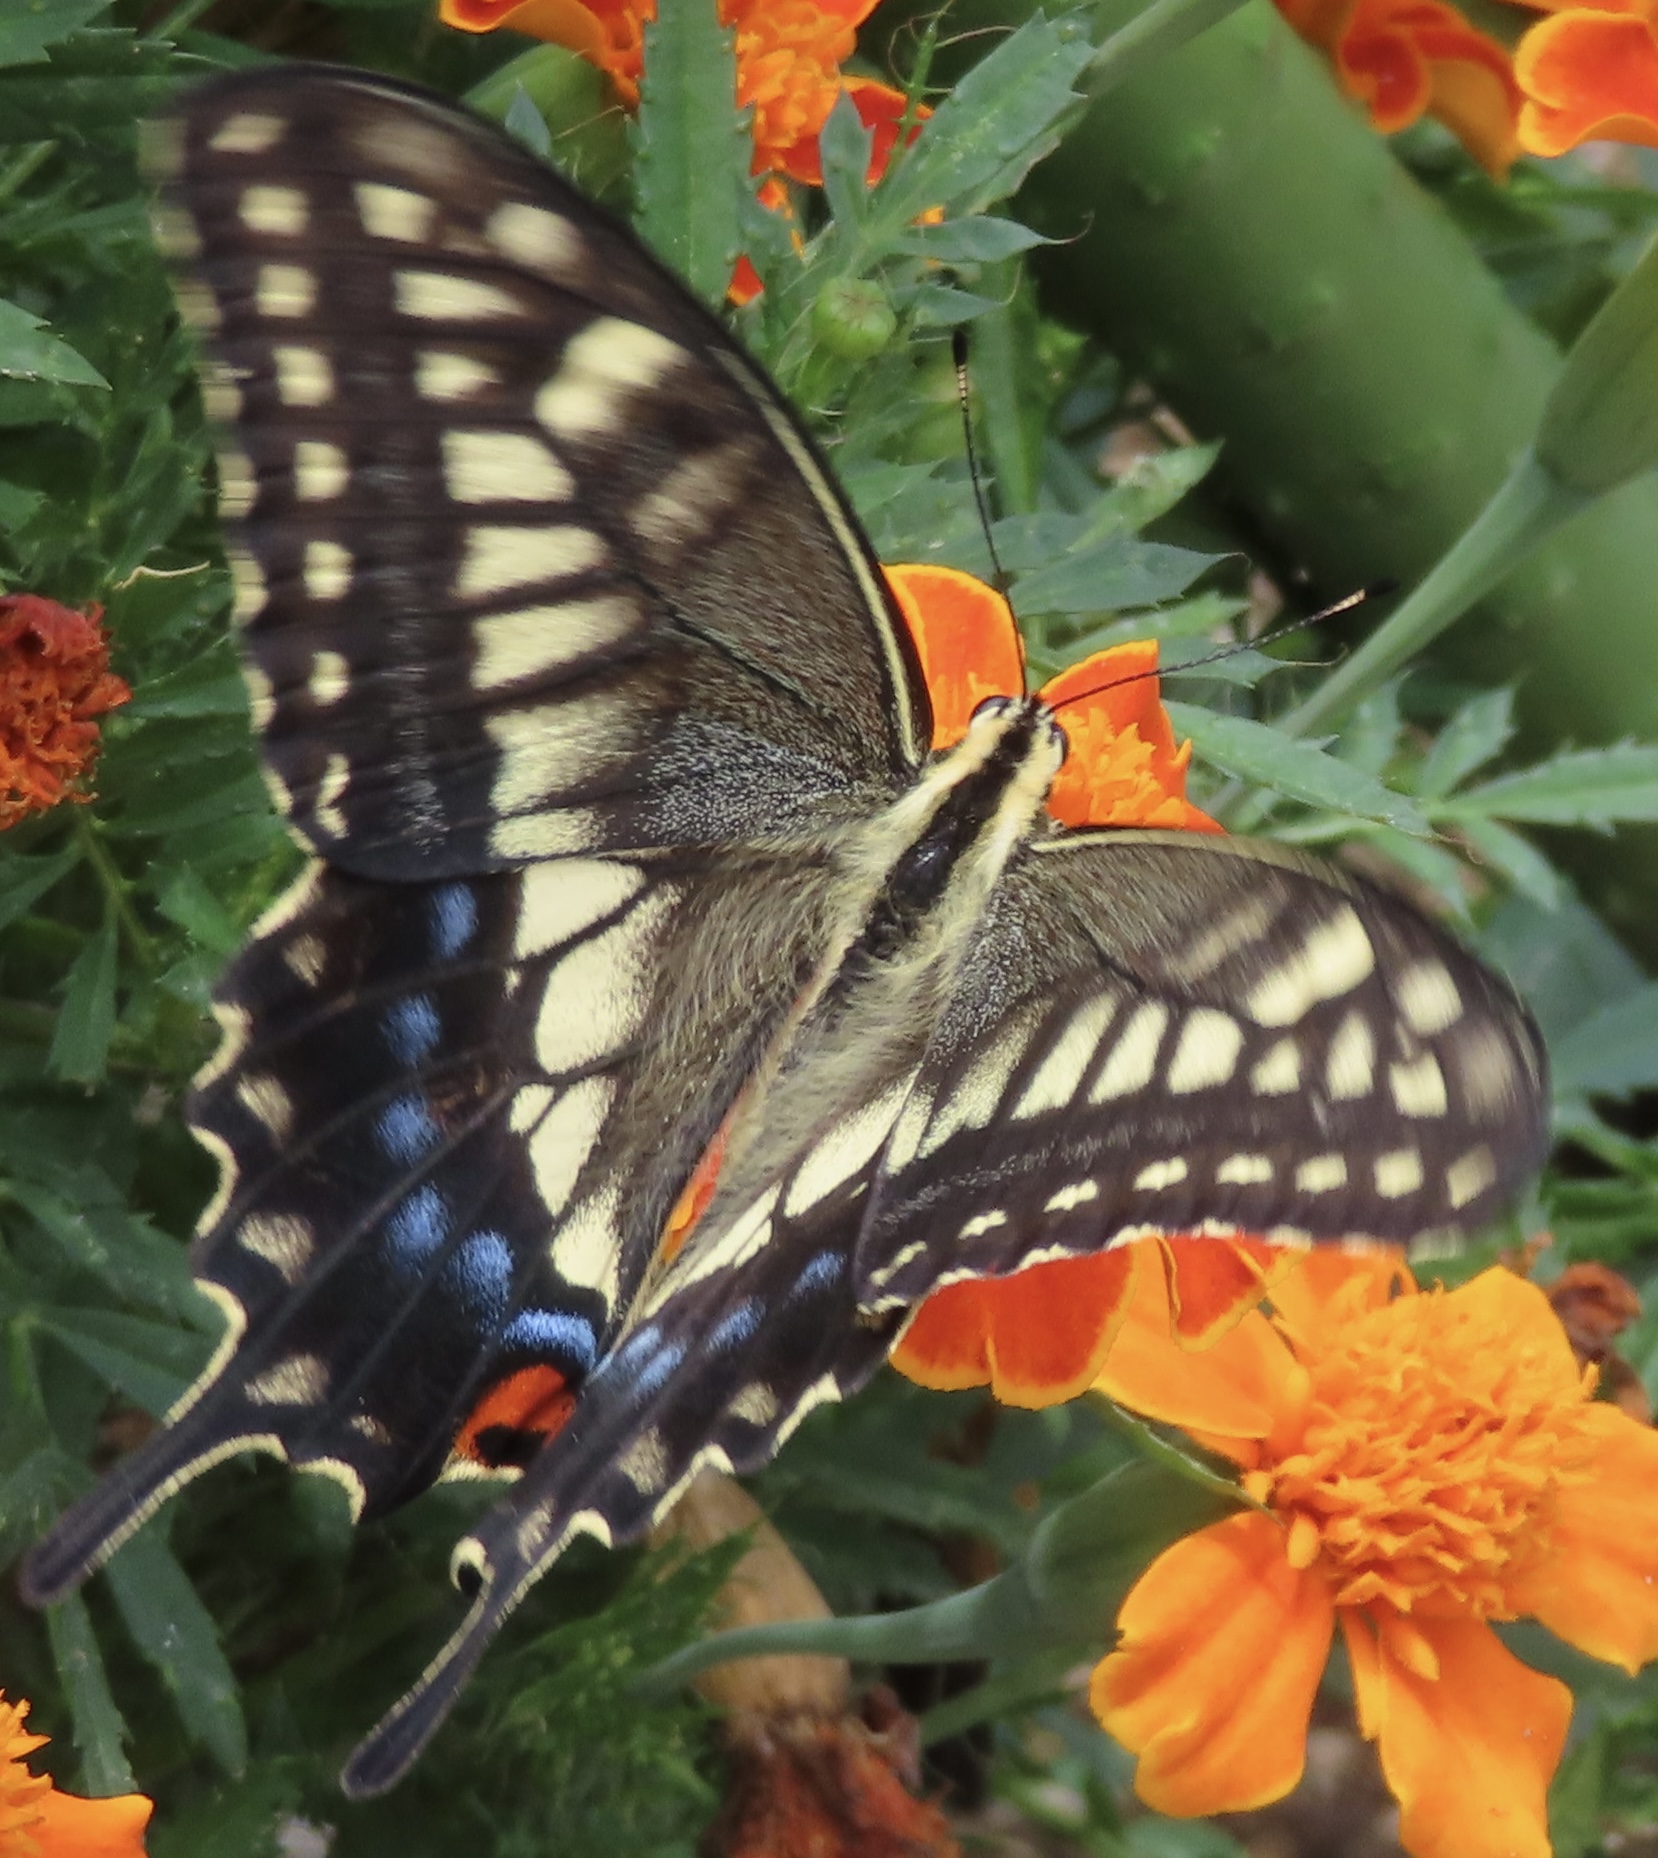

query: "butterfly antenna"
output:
1046 581 1398 717
952 328 1010 599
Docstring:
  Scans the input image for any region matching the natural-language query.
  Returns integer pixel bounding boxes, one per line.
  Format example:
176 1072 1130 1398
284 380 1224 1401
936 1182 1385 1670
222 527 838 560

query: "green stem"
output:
73 817 157 975
637 1568 1044 1695
147 0 220 38
0 144 54 201
1084 0 1250 97
1279 450 1593 744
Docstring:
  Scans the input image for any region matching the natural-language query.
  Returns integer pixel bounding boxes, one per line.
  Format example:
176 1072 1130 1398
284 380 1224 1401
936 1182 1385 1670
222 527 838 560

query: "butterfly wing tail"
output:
19 1403 263 1606
341 1237 891 1792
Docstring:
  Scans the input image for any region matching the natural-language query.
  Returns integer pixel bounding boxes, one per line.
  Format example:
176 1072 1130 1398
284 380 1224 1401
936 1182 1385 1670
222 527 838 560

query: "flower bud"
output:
812 277 898 361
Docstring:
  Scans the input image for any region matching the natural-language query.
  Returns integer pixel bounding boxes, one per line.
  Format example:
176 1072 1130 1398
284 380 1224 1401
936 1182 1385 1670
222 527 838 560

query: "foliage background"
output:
3 0 1658 1852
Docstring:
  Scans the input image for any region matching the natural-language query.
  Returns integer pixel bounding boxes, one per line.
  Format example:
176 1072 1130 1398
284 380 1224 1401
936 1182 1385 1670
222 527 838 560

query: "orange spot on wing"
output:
455 1365 576 1467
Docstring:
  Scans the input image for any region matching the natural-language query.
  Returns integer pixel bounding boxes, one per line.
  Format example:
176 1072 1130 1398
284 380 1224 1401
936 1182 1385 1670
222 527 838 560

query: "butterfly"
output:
21 64 1549 1797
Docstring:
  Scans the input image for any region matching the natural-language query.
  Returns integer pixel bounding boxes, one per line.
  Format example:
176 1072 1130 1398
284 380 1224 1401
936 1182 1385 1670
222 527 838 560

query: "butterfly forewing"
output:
160 68 928 880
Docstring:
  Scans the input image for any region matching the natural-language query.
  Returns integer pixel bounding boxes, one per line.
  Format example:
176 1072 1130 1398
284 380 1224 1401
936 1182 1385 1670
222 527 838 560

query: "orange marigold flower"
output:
0 594 129 831
1090 1251 1658 1858
0 1690 151 1858
881 564 1219 835
1512 5 1658 155
440 0 919 186
1274 0 1522 172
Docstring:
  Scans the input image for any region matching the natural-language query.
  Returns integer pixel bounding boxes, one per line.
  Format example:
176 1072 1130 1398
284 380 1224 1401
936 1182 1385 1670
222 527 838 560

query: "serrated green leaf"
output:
0 845 78 934
1093 442 1221 534
41 1307 208 1415
1015 539 1220 623
1335 681 1401 779
1417 687 1515 800
818 88 874 231
155 862 241 955
633 0 746 307
894 215 1049 263
0 0 109 66
1445 743 1658 825
47 912 116 1084
1167 704 1431 834
0 297 107 388
105 765 269 838
1551 983 1658 1101
905 280 1004 326
44 1591 134 1796
1459 816 1563 911
872 15 1093 231
105 1530 247 1774
119 649 248 721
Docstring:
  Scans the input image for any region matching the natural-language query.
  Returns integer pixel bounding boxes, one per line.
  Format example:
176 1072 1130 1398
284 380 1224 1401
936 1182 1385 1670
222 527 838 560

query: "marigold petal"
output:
1264 1245 1411 1341
1503 1400 1658 1673
1095 1246 1301 1453
891 1250 1138 1406
882 563 1023 748
1343 1612 1569 1858
32 1786 152 1858
1163 1236 1295 1346
1037 643 1220 833
440 0 610 51
1514 12 1658 155
1092 1511 1335 1814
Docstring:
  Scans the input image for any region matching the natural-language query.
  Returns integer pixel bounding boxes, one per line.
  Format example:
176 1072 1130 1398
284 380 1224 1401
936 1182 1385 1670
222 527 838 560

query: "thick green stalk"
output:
883 0 1658 949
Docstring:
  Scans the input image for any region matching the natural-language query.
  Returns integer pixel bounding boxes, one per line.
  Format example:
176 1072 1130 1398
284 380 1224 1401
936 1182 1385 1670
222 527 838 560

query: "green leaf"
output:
0 297 107 388
1167 704 1431 834
105 1530 247 1774
40 1306 208 1415
1459 816 1563 912
873 15 1094 231
904 281 1004 326
1551 984 1658 1102
818 88 874 231
118 649 249 721
1416 687 1515 799
155 862 242 956
633 0 746 308
47 912 116 1084
894 216 1050 264
1445 743 1658 825
0 0 109 67
44 1591 134 1796
502 82 553 158
0 845 78 934
1334 681 1401 779
0 477 44 528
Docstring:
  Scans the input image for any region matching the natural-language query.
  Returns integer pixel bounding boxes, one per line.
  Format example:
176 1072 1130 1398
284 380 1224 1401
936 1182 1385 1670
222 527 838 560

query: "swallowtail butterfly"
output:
22 65 1548 1795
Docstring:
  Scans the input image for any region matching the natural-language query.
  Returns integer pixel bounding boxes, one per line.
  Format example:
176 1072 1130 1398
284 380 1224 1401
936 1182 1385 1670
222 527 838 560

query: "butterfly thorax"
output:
648 698 1066 1295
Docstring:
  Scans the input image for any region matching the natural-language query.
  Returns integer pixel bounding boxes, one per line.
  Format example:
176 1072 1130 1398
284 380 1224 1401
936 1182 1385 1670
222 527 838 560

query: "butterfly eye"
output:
970 695 1018 723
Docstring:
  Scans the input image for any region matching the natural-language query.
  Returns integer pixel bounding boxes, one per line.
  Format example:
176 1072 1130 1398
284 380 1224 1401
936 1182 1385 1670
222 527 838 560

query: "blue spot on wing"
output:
631 1340 686 1398
501 1308 598 1370
707 1299 762 1353
383 994 441 1065
792 1250 843 1298
430 883 478 960
376 1093 440 1164
448 1230 514 1320
386 1186 448 1265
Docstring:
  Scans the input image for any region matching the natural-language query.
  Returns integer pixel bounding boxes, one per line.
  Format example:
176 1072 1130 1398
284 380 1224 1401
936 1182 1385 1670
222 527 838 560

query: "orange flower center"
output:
1251 1280 1598 1619
0 1697 51 1857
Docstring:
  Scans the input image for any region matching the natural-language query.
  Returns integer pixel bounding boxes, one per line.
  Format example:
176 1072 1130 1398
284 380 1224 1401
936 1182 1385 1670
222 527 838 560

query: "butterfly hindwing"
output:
157 65 929 881
855 831 1549 1306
